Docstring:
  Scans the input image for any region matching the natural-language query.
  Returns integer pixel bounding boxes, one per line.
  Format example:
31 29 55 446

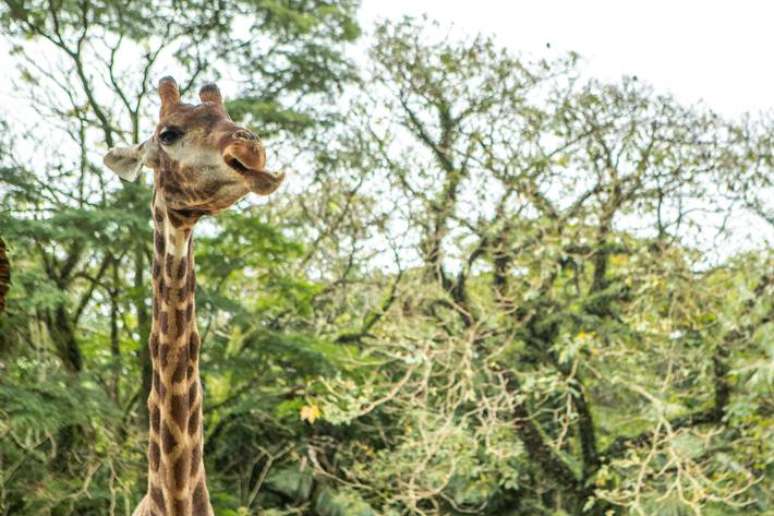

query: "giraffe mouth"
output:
224 152 284 195
225 155 259 176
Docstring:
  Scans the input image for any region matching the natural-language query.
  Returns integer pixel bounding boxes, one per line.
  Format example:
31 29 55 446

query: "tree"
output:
300 18 773 514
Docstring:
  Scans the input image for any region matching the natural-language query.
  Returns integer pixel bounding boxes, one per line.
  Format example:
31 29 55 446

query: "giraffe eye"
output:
159 127 183 145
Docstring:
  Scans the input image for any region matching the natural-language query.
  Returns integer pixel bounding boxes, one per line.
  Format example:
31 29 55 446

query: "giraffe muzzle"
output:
223 139 266 174
222 141 284 195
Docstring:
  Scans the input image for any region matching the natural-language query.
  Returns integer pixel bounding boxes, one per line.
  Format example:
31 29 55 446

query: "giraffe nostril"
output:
235 130 257 141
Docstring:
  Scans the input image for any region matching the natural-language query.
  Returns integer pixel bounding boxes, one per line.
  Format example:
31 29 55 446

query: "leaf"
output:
300 404 322 423
314 487 377 516
265 466 314 500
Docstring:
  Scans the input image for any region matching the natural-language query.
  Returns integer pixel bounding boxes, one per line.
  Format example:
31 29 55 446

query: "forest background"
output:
0 1 772 514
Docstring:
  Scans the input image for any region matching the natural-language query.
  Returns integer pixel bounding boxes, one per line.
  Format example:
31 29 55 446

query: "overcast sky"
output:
360 0 774 118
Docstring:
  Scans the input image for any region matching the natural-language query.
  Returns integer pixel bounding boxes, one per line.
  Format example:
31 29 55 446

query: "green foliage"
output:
314 487 377 516
1 8 773 516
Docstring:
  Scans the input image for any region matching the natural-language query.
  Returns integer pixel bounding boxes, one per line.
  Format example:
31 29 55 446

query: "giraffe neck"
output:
144 191 212 515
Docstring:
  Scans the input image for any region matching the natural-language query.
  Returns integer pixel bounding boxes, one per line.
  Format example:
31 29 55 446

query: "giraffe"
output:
103 77 284 516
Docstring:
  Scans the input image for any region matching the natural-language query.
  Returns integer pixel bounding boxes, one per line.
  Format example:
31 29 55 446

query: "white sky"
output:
360 0 774 117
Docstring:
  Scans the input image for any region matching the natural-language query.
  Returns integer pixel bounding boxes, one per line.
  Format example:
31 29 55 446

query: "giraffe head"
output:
104 77 284 219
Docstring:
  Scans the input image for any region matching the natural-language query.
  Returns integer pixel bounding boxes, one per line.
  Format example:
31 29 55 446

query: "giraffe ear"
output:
103 140 156 182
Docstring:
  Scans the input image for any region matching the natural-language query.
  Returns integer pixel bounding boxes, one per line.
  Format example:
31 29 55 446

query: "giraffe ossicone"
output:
104 77 284 516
